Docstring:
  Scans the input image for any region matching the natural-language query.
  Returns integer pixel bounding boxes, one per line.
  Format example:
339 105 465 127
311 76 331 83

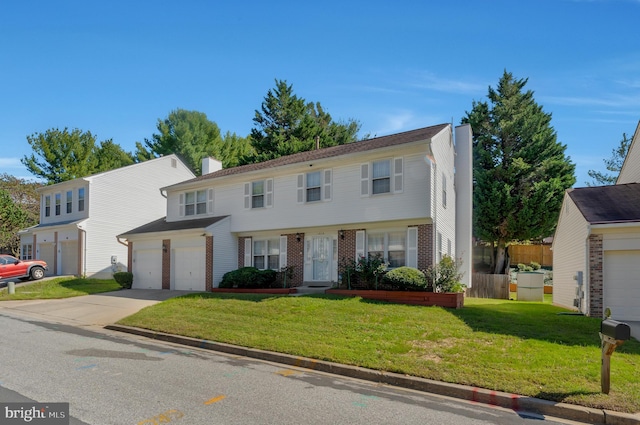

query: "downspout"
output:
584 224 591 316
79 228 87 277
159 188 167 198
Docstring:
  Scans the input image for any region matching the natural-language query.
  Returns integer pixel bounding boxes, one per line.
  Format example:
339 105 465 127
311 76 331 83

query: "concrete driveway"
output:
0 289 194 326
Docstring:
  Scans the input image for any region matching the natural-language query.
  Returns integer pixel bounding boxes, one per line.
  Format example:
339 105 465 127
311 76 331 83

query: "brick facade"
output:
206 236 213 291
162 239 171 290
238 237 247 268
588 234 604 318
287 233 304 286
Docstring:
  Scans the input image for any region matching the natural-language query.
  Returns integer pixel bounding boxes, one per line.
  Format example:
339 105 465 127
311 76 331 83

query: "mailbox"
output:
600 319 631 341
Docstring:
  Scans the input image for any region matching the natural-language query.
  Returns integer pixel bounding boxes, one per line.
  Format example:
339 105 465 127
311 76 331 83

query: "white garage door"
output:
38 243 55 276
61 241 78 276
604 250 640 321
172 247 205 291
133 249 162 289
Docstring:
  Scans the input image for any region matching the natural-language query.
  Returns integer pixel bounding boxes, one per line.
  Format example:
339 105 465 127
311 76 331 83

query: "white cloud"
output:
0 157 22 168
409 72 487 95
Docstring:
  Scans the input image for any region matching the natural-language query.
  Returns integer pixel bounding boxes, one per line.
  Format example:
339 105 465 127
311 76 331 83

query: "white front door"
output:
311 236 332 281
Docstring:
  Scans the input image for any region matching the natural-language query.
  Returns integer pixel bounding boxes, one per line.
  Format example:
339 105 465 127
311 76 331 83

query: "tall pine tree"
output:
463 71 576 274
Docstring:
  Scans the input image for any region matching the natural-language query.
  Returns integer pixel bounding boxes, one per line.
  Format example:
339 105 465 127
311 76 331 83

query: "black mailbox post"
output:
599 319 631 394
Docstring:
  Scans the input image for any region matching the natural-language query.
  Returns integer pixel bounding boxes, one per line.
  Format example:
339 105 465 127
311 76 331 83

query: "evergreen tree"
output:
463 71 576 274
243 80 360 164
586 133 631 186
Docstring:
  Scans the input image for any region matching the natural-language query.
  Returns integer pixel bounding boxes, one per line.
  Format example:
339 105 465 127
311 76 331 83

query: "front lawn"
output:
118 293 640 413
0 277 122 300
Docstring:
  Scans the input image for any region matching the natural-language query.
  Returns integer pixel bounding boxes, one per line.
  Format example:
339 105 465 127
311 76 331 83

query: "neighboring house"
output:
553 120 640 321
118 123 473 291
18 155 195 279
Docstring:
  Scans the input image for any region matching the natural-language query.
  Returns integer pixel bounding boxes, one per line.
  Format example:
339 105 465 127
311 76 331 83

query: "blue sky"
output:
1 0 639 186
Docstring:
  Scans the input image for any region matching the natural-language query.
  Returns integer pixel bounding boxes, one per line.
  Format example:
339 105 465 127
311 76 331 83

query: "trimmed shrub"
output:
425 255 466 293
382 267 427 291
113 272 133 289
220 267 278 289
530 261 541 270
517 263 533 272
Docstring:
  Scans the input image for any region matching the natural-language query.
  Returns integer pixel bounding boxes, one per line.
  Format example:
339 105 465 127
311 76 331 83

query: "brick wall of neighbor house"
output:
588 234 604 318
417 224 434 270
162 239 171 290
338 229 359 268
206 236 213 291
287 233 304 286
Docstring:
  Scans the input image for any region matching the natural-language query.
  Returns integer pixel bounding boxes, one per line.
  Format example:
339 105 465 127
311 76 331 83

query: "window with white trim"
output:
45 195 51 217
253 238 280 270
367 231 406 268
55 193 61 216
442 173 447 208
437 232 443 261
306 171 322 202
361 158 403 196
66 190 73 214
372 160 391 194
78 188 85 212
180 189 213 216
21 244 33 260
244 179 273 209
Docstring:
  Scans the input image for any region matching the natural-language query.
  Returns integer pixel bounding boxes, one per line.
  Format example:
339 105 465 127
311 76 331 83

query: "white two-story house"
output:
118 123 473 291
19 155 194 279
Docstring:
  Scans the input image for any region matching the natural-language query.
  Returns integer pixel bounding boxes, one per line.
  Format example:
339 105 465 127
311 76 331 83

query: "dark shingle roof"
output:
118 216 229 237
167 123 449 188
569 183 640 224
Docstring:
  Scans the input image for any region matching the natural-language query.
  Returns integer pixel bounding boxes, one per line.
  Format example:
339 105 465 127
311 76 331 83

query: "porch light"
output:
296 233 301 242
339 230 345 240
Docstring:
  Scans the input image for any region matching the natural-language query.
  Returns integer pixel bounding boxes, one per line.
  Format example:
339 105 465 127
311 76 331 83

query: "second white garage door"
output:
133 249 162 289
604 250 640 321
172 247 206 291
60 241 78 276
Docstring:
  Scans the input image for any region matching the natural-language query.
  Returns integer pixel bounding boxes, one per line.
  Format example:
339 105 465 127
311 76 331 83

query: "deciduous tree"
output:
463 71 575 274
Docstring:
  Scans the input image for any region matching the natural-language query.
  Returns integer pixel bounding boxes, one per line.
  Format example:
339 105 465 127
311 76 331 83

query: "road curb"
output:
105 324 640 425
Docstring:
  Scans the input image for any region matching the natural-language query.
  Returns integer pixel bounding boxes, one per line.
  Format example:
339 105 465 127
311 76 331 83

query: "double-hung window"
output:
21 244 33 260
180 189 213 216
306 171 322 202
44 195 51 217
66 190 73 214
366 231 406 268
253 238 280 270
78 188 85 212
361 158 403 196
372 160 391 194
55 193 61 216
244 179 273 209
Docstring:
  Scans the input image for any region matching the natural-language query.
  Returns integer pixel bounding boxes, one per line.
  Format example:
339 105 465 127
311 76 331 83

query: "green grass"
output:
0 277 122 300
118 293 640 413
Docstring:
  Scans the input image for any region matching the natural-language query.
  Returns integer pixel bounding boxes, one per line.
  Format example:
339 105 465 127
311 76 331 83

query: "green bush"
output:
382 267 426 291
113 272 133 289
517 263 533 272
339 254 387 289
530 261 541 270
425 255 465 293
220 267 278 289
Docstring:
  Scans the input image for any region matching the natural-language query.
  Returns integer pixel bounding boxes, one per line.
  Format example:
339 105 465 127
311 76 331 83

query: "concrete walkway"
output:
0 289 193 326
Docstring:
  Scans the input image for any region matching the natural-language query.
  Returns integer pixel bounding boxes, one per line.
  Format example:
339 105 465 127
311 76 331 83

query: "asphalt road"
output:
0 311 578 425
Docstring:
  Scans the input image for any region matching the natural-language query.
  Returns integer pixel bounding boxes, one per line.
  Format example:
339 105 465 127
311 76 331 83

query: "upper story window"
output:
442 173 447 208
78 188 85 212
244 179 273 209
297 170 332 203
361 158 403 197
66 190 73 214
372 160 391 194
55 193 61 216
45 195 51 217
180 189 213 217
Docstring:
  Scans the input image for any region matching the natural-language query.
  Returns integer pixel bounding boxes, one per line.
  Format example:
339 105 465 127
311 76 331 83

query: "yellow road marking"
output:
276 369 299 377
204 395 226 405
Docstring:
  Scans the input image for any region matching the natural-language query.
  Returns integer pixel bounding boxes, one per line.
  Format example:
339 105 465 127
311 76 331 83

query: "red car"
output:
0 255 48 281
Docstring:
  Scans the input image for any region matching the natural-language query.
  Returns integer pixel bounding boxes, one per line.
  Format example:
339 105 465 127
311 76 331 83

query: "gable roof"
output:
568 183 640 224
164 123 449 189
118 215 229 237
616 120 640 184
